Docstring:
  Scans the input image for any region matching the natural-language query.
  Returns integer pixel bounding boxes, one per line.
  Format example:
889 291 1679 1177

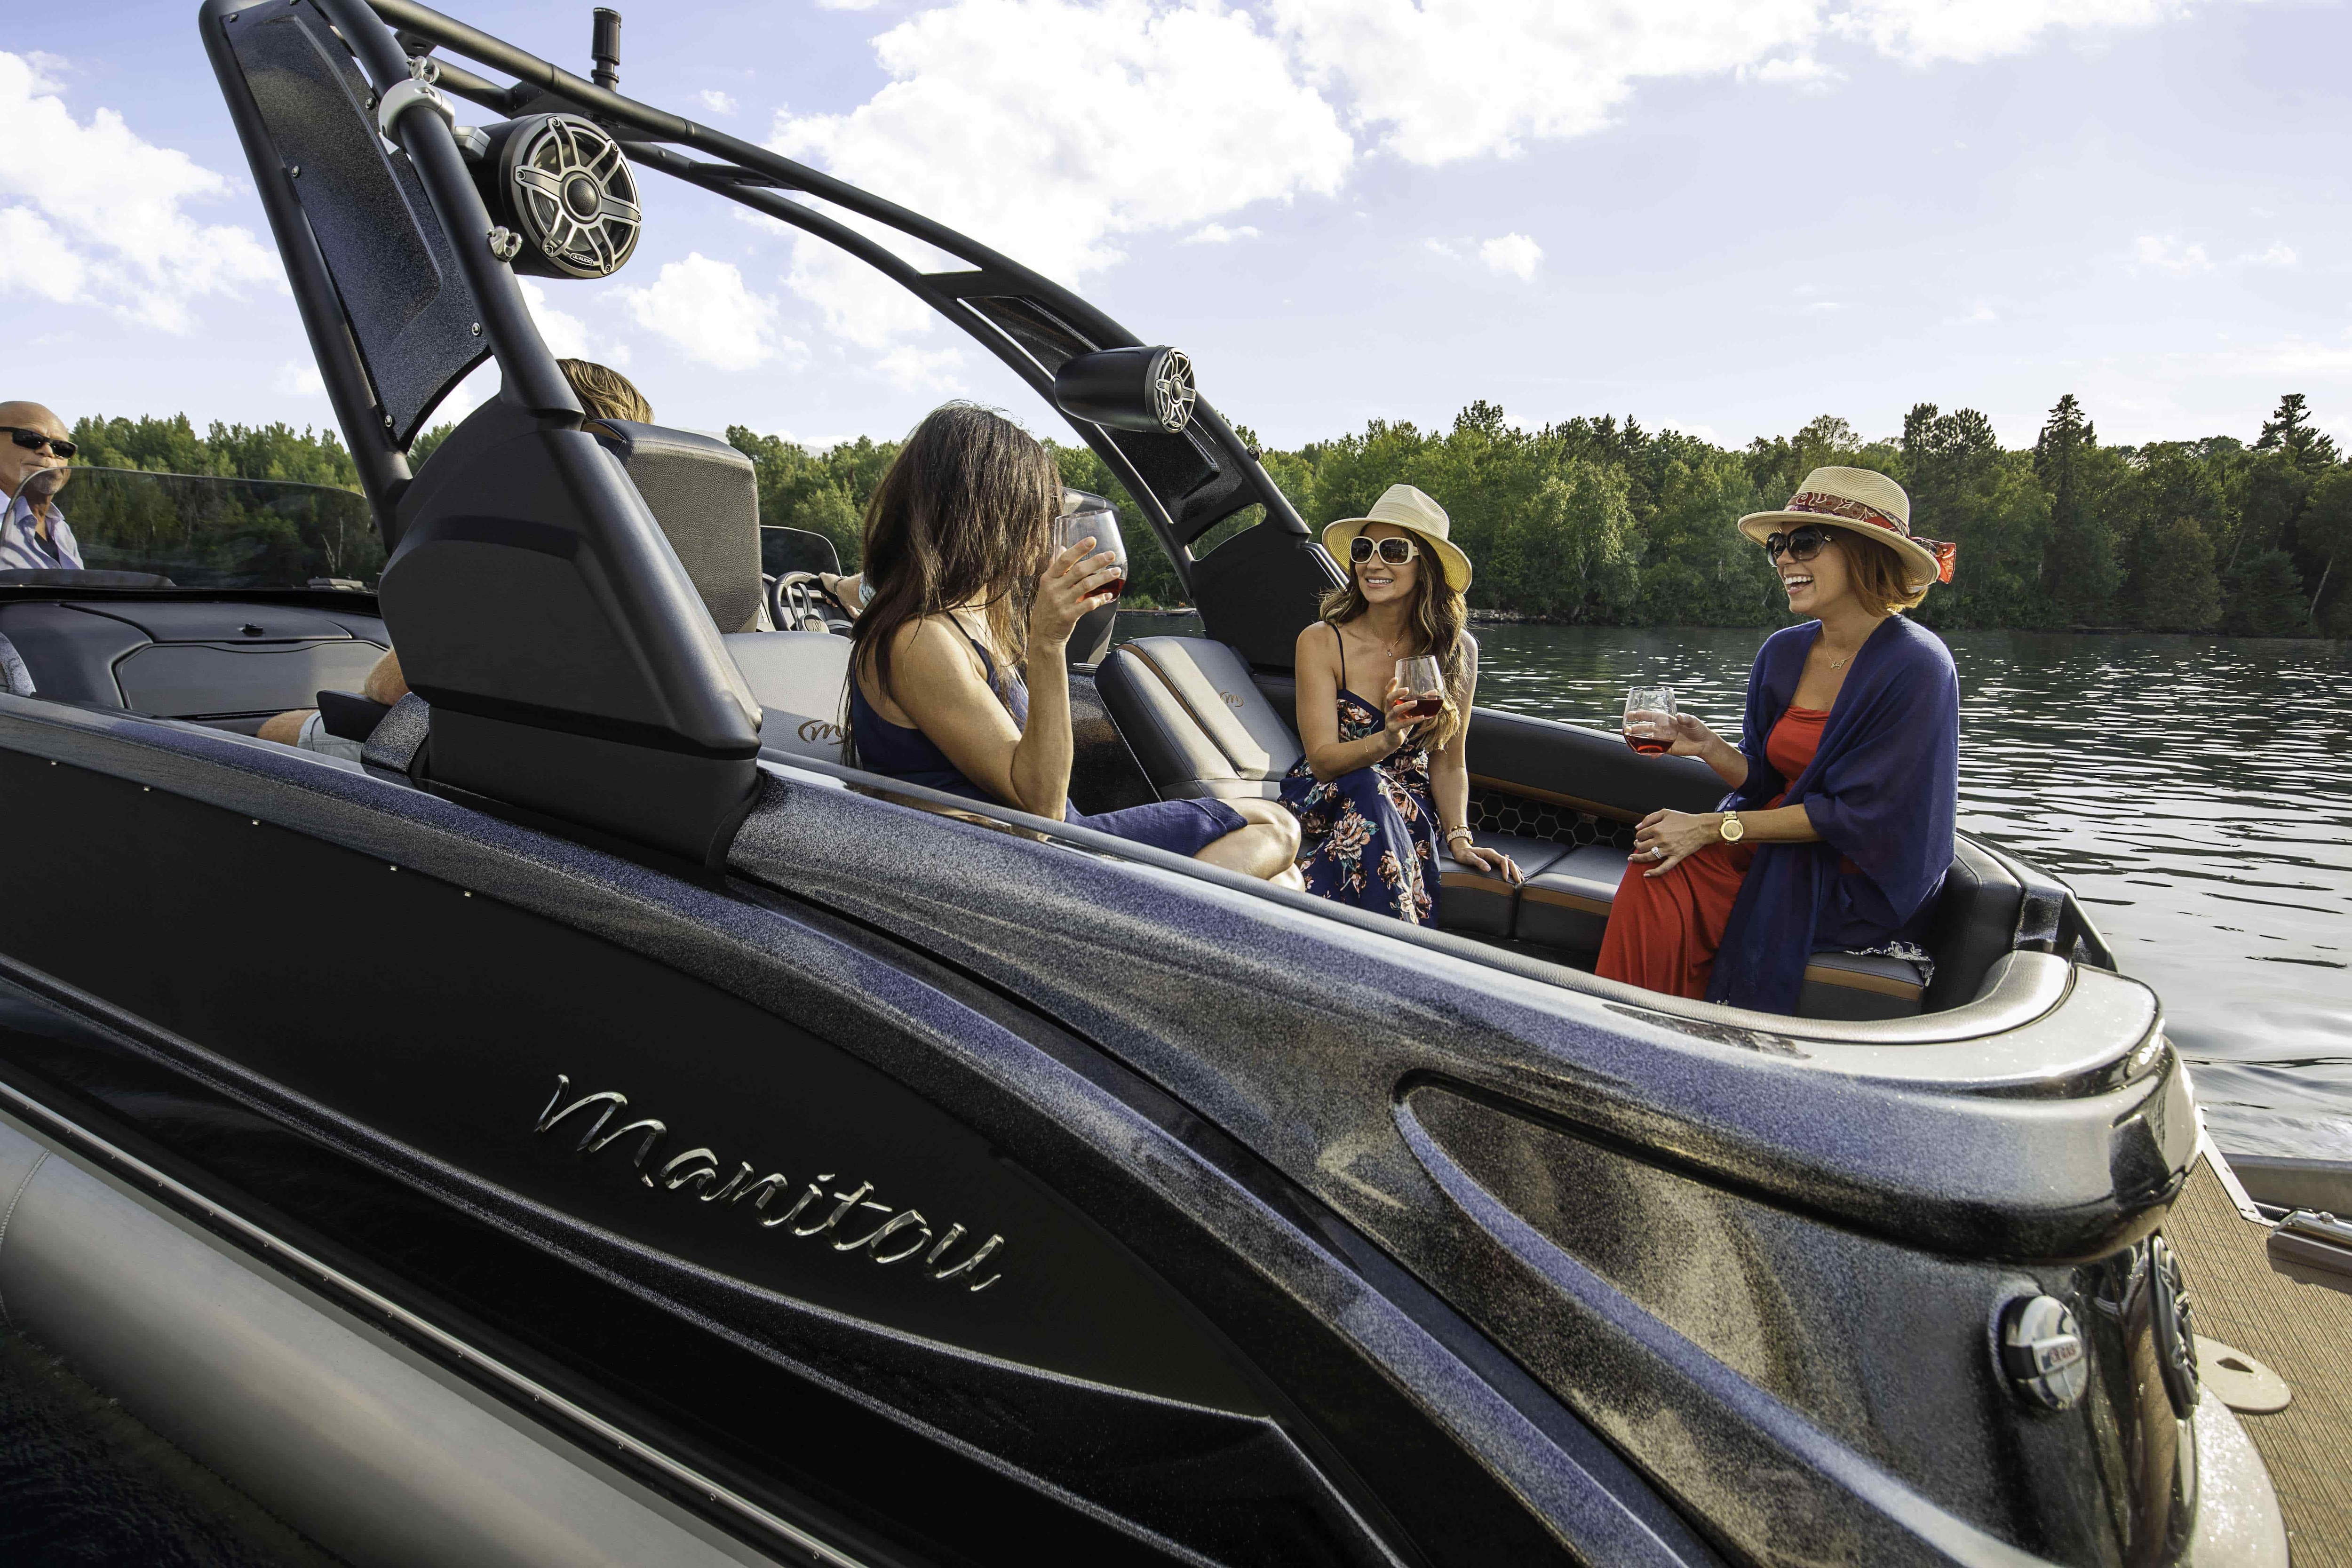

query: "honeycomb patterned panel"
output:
1470 786 1635 852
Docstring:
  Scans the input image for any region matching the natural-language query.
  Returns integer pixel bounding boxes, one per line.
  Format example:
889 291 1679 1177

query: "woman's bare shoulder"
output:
881 614 985 683
1294 619 1341 662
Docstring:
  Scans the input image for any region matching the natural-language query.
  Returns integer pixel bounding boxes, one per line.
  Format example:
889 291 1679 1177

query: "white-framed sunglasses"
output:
1349 535 1421 567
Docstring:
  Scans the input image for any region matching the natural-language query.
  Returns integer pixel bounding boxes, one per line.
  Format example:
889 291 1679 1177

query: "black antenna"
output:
590 8 622 91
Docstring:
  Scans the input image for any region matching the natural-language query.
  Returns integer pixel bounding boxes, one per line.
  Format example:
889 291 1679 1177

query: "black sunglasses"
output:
1 428 75 461
1764 525 1830 563
1349 535 1420 566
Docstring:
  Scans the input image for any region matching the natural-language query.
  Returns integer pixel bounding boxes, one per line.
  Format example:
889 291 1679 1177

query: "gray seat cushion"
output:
1096 637 1304 800
1515 843 1635 953
1436 833 1567 938
726 630 851 762
1797 950 1929 1020
598 422 765 634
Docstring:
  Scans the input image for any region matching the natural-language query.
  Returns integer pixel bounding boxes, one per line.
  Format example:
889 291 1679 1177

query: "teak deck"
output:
2172 1150 2352 1566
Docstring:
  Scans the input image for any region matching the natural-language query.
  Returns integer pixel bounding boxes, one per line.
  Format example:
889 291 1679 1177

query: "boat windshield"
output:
8 468 381 592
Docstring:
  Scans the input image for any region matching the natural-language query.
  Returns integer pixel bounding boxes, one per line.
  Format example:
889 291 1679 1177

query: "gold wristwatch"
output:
1717 812 1745 844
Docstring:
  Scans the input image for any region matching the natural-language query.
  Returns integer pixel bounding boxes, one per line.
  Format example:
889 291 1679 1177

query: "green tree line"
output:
64 395 2352 635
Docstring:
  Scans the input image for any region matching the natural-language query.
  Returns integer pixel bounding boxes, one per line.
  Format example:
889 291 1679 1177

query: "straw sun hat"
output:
1736 466 1956 593
1321 484 1474 593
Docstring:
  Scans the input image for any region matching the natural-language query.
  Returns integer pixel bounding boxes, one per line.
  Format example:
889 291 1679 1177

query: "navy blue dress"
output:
849 628 1247 858
1276 632 1441 925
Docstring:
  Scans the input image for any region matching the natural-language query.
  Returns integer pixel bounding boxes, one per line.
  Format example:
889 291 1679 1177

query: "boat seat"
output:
1096 636 1303 800
1794 950 1929 1020
726 630 852 763
1510 835 1929 1019
1515 844 1636 952
594 421 766 635
1437 835 1569 936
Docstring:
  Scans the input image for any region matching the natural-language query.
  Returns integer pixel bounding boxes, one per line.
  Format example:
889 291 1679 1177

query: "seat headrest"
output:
595 422 764 635
1118 637 1303 779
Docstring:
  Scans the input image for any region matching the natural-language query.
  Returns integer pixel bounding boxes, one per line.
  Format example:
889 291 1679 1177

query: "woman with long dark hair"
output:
1597 466 1960 1014
1279 485 1520 923
847 404 1302 881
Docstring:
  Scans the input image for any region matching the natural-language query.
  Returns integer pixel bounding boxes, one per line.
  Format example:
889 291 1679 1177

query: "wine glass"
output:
1624 685 1677 756
1056 507 1126 600
1396 655 1445 722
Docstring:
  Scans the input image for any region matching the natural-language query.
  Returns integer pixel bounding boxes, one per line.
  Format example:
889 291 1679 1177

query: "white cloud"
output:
755 0 2247 356
769 0 1351 344
0 206 84 302
1265 0 2251 166
1268 0 1823 165
1479 232 1542 281
617 254 798 372
2135 234 2213 275
876 344 966 391
519 279 631 366
817 0 884 8
696 89 739 117
2238 241 2297 267
1748 53 1842 90
1949 301 1998 324
0 50 278 330
274 361 326 398
1832 0 2234 67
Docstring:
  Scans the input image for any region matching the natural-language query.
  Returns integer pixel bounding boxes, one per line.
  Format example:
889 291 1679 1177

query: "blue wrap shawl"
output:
1705 615 1959 1015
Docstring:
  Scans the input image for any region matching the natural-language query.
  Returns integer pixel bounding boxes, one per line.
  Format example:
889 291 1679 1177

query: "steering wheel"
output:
770 571 846 634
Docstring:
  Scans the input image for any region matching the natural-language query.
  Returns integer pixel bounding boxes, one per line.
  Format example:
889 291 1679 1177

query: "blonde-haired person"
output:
1597 466 1959 1015
558 358 653 425
1279 485 1520 923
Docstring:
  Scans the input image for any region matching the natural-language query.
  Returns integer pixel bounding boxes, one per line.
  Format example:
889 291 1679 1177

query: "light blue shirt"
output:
0 488 81 573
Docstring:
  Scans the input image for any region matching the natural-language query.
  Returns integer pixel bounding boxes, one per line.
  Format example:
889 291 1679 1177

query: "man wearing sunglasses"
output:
0 403 83 573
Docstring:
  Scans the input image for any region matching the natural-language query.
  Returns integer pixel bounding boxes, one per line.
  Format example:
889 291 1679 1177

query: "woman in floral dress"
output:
1280 485 1521 923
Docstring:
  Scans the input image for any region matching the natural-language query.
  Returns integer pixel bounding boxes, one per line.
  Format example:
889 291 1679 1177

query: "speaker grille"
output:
1151 348 1195 433
508 116 641 279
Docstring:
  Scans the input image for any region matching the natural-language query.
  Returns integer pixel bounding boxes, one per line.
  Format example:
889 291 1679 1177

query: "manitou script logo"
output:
532 1075 1004 1292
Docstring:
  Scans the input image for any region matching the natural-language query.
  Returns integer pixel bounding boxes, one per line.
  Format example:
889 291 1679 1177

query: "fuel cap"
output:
2000 1294 2088 1410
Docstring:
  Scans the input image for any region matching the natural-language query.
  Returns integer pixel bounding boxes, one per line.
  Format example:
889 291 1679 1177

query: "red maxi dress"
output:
1596 706 1830 999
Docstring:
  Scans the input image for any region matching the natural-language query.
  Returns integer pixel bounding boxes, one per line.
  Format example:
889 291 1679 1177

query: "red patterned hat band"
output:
1782 491 1957 584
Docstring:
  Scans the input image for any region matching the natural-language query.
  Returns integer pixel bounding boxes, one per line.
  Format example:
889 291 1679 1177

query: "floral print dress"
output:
1278 689 1442 924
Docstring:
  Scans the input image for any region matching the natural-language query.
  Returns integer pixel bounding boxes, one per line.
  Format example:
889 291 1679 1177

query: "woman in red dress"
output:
1597 467 1960 1012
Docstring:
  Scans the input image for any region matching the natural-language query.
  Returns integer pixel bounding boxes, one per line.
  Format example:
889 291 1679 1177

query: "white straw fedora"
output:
1737 466 1955 593
1322 484 1474 593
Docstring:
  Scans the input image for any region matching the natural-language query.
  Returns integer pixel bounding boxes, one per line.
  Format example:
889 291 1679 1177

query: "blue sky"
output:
7 0 2350 455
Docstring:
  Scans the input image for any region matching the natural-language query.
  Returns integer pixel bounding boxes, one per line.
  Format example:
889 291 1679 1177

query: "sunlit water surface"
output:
1120 613 2352 1160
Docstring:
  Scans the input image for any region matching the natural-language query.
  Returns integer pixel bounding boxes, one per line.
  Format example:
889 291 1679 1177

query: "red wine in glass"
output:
1395 656 1444 724
1056 507 1127 601
1624 687 1677 756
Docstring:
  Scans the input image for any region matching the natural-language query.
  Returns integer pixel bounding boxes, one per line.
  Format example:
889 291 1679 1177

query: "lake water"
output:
1120 614 2352 1161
